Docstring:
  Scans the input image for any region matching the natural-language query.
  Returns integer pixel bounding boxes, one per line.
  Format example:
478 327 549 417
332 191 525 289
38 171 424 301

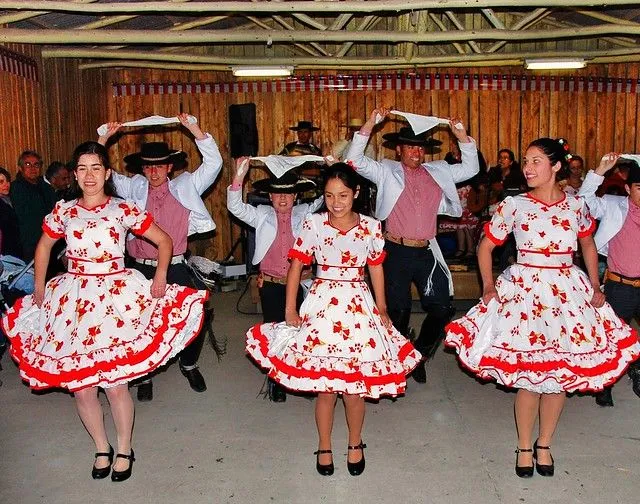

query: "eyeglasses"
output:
23 161 43 168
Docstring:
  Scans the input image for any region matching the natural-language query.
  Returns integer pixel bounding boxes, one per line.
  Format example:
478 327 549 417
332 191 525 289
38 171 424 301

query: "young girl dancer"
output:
445 138 640 478
1 142 209 482
245 163 421 477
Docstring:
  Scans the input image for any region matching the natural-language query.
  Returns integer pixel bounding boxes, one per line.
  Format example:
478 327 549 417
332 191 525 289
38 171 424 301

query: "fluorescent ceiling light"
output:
525 58 586 70
232 66 293 77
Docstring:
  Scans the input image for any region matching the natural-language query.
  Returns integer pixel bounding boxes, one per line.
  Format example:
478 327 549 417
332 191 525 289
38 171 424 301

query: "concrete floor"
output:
1 290 639 504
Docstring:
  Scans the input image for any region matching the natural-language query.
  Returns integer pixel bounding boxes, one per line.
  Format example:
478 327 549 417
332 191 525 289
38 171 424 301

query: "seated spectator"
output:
0 167 23 259
486 149 526 269
441 135 488 259
9 150 57 261
487 149 527 209
44 160 72 197
560 155 584 196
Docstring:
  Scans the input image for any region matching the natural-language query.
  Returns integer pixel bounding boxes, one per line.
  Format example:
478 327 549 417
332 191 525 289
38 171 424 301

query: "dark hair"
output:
0 166 11 182
65 141 118 200
498 149 516 163
569 155 584 166
45 161 68 181
323 163 360 192
527 137 571 181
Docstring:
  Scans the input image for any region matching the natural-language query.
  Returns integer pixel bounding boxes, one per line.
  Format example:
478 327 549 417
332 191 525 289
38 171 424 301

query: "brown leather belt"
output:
259 270 312 286
384 231 429 248
605 270 640 288
259 272 287 285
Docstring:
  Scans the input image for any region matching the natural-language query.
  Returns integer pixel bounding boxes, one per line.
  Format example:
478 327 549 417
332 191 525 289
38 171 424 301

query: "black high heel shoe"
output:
111 450 135 482
347 441 367 476
313 449 334 476
91 445 114 479
514 447 534 478
533 440 554 477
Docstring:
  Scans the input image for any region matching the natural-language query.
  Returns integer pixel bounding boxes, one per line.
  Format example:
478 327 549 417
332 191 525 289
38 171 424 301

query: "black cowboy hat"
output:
252 170 317 194
124 142 188 172
290 120 320 132
382 126 442 149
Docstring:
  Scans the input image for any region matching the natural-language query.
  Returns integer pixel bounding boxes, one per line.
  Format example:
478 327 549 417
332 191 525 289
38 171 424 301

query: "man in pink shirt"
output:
99 115 223 401
345 109 479 383
579 153 640 407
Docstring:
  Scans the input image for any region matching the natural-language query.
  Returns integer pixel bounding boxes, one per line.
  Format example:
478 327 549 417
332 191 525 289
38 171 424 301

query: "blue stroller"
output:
0 256 34 375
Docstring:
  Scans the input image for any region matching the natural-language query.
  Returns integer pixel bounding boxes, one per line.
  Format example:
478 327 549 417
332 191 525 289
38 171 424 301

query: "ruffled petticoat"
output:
445 263 640 393
1 259 208 391
246 273 421 399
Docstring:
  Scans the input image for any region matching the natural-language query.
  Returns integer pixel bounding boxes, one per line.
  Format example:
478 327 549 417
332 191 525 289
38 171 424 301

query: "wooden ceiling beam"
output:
54 45 640 66
328 14 353 31
487 8 549 52
244 16 321 57
74 45 640 70
334 16 378 58
576 9 640 26
3 1 640 15
6 24 640 44
0 0 98 25
445 10 482 53
429 13 466 55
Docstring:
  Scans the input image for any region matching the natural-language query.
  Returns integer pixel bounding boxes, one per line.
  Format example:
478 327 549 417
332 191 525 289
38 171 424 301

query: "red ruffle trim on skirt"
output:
1 289 209 391
445 320 640 393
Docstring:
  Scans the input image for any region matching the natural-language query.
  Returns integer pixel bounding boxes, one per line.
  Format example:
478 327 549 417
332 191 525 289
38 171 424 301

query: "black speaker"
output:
229 103 259 158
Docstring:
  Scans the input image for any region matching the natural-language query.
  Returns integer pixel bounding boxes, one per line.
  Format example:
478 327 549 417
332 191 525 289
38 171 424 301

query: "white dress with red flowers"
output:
445 193 640 393
245 212 421 398
1 198 209 391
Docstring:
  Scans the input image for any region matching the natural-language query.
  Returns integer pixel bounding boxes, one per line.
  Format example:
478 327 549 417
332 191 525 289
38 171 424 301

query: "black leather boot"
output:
595 386 614 407
411 306 455 383
629 363 640 398
268 379 287 402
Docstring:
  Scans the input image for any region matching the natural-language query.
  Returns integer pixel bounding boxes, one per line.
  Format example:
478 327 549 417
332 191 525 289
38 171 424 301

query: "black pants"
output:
383 241 454 357
131 261 206 367
604 278 640 374
259 280 304 323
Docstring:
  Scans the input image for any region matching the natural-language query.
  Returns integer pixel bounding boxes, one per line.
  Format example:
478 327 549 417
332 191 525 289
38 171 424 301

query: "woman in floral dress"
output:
445 138 640 478
245 163 421 477
1 142 209 482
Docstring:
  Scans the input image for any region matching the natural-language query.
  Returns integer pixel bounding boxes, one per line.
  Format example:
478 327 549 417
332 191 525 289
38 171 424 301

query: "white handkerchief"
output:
390 110 449 134
251 155 325 178
96 115 197 136
267 322 300 357
620 153 640 166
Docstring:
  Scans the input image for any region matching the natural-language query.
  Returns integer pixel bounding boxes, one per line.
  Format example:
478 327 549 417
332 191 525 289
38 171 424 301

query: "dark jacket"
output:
9 173 56 261
0 197 23 258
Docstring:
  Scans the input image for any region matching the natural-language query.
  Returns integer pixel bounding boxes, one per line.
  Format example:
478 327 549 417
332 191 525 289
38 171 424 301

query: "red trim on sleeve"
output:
483 222 507 246
42 222 64 239
287 248 313 265
131 213 154 236
577 216 596 238
367 250 387 266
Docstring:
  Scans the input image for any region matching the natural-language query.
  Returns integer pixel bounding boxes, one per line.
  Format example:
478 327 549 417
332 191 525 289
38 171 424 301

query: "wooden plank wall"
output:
2 47 640 261
0 44 45 173
0 44 104 176
93 64 640 261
